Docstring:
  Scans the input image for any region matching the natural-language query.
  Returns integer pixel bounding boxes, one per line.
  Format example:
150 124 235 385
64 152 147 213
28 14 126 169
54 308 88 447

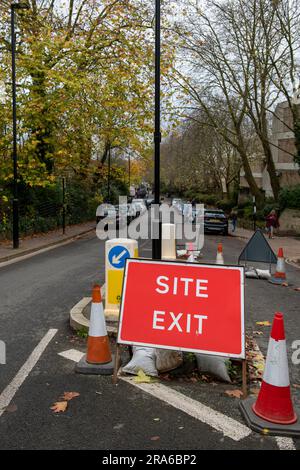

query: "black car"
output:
204 209 228 235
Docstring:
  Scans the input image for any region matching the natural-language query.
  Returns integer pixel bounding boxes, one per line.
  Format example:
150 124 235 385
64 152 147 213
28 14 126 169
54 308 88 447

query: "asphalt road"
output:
0 229 299 450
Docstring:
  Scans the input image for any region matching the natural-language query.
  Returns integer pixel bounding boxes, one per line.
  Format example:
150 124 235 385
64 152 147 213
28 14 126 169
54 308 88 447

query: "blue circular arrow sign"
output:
108 245 130 269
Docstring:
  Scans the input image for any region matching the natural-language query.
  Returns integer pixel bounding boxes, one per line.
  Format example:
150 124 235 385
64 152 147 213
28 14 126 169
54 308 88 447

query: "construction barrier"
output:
240 312 300 436
76 285 114 375
162 223 176 260
269 248 287 285
104 238 138 319
216 243 224 265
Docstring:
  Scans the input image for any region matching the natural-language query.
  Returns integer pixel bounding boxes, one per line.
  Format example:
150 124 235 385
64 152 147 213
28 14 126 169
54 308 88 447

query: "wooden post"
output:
242 359 248 398
112 344 121 385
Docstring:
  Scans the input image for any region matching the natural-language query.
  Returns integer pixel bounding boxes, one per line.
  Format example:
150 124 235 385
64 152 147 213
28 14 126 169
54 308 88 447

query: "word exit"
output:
153 311 208 334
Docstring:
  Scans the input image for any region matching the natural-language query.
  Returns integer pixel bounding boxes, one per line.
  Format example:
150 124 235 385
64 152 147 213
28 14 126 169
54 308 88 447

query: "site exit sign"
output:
118 259 245 358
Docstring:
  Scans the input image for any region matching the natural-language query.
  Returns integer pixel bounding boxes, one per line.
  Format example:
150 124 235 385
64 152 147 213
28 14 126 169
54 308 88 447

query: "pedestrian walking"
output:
230 211 238 232
265 209 279 239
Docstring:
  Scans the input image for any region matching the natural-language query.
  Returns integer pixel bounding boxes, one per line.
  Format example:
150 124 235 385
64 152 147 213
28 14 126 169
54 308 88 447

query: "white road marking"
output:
121 376 251 442
275 437 296 450
57 347 297 449
58 349 85 362
0 329 57 417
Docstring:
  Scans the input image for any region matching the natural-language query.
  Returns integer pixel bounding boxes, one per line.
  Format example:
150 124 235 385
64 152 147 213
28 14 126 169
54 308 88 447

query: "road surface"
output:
0 230 299 450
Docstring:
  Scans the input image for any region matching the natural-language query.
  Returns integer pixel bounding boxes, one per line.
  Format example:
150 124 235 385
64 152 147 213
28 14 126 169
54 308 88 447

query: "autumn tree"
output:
172 0 300 202
0 0 157 190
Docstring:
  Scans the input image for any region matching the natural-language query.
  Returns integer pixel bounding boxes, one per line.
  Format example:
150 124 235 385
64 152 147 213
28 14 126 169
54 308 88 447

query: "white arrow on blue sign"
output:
108 245 130 269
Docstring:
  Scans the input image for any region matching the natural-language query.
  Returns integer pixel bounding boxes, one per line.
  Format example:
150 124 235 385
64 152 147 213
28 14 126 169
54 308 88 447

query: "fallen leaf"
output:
50 401 68 413
61 392 80 401
150 436 160 441
113 423 124 430
153 418 160 422
293 384 300 389
256 321 271 326
294 287 300 291
253 331 263 336
189 376 199 383
5 404 18 413
134 369 156 384
225 389 243 399
201 374 209 382
250 388 260 396
282 282 289 287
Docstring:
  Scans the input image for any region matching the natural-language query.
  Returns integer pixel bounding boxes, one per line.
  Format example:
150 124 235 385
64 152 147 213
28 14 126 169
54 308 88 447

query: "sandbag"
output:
256 269 271 280
155 349 183 373
122 346 158 377
196 354 231 383
245 268 271 279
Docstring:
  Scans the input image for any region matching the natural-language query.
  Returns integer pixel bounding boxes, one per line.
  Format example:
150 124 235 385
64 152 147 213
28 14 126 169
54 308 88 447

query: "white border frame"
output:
118 259 245 359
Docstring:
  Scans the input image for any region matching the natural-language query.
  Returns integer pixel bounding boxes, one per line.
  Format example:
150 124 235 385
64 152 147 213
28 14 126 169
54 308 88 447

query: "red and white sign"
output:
118 259 245 358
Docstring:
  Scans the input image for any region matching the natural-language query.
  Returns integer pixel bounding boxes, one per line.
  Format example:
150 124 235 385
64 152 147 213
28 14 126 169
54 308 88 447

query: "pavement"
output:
0 221 95 263
231 227 300 265
0 226 300 450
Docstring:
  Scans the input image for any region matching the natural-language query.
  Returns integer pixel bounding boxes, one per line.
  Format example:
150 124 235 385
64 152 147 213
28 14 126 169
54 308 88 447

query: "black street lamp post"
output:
11 2 29 249
107 146 111 202
128 152 131 188
152 0 162 260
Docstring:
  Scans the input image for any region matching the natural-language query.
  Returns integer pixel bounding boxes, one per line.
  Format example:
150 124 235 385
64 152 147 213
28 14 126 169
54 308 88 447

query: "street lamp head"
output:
11 2 30 9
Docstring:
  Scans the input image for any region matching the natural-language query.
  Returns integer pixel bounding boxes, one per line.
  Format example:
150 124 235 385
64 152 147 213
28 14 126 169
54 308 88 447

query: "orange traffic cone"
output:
269 248 287 285
240 312 300 436
87 285 111 364
75 285 114 375
216 243 224 265
253 312 296 424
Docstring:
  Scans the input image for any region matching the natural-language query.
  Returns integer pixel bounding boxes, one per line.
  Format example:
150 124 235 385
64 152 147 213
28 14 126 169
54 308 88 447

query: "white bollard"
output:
161 223 176 260
104 238 138 319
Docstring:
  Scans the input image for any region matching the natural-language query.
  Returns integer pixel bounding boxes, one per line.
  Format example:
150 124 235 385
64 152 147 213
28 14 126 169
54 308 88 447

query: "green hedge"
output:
216 199 236 213
279 185 300 210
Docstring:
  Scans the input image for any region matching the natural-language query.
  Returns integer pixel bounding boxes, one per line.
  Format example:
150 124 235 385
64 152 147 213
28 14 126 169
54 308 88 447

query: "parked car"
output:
136 186 147 198
96 204 134 229
172 198 182 207
131 198 147 216
204 209 228 235
145 197 155 209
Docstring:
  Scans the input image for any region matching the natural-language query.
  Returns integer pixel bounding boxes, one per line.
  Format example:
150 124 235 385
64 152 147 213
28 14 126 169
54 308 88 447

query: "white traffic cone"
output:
216 243 224 265
240 312 300 437
269 248 287 285
75 285 114 375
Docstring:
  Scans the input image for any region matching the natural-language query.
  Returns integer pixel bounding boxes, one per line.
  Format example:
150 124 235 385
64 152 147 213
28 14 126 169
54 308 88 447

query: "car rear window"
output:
205 211 226 218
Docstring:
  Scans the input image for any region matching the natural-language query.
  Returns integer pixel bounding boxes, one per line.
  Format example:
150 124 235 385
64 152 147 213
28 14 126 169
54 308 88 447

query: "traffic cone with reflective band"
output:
75 285 114 375
86 285 111 364
269 248 287 285
252 312 296 424
240 312 300 437
216 243 224 265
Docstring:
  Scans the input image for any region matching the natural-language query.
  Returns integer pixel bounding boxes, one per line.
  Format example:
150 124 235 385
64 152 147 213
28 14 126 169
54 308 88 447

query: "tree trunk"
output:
239 147 264 207
30 71 54 173
261 140 280 201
